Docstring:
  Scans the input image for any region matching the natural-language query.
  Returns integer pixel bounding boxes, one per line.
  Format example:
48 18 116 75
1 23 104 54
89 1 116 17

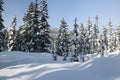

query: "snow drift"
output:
0 51 120 80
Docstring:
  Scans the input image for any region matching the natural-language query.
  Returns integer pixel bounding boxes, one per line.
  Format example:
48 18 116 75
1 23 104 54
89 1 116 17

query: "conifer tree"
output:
7 17 17 51
102 26 108 55
116 25 120 53
70 18 79 62
56 18 69 56
50 28 58 52
97 34 104 56
39 0 51 52
18 25 27 52
93 15 99 52
0 0 4 30
0 0 5 51
15 29 22 51
20 1 40 52
4 28 8 50
107 20 114 52
94 15 99 38
79 23 86 62
113 30 117 51
86 18 93 54
79 23 85 53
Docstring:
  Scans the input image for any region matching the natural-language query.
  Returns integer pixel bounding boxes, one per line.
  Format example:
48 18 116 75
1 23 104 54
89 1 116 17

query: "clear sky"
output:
3 0 120 30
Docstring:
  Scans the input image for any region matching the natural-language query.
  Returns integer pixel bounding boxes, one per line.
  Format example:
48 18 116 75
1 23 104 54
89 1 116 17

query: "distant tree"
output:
50 28 58 61
94 15 99 38
7 17 17 51
116 25 120 53
15 29 22 51
79 23 85 53
50 28 58 53
97 34 104 56
3 28 8 50
56 18 69 56
0 0 5 51
107 20 114 52
102 26 108 55
79 23 86 62
112 30 117 51
93 15 99 52
86 18 93 54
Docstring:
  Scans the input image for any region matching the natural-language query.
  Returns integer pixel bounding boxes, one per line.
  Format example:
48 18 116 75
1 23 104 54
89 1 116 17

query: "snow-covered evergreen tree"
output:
79 23 86 62
50 28 58 53
20 1 40 52
3 28 8 50
39 0 51 52
0 0 4 30
112 30 117 51
56 18 69 56
93 15 99 52
7 17 17 51
102 26 108 55
97 34 104 56
0 0 5 51
116 25 120 52
79 23 85 53
94 15 99 38
19 0 51 52
18 25 27 52
70 18 79 62
86 18 93 54
15 29 22 51
107 20 114 52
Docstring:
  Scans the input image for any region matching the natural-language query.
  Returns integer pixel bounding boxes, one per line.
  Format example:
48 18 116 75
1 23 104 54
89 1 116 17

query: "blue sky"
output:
3 0 120 30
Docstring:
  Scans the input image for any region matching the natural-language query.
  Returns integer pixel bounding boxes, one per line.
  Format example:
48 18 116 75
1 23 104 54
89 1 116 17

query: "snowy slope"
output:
0 51 120 80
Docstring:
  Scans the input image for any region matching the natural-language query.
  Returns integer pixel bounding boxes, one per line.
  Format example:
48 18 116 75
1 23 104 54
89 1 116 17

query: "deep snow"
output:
0 51 120 80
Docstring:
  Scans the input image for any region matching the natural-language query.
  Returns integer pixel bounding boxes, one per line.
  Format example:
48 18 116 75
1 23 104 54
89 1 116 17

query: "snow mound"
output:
0 51 120 80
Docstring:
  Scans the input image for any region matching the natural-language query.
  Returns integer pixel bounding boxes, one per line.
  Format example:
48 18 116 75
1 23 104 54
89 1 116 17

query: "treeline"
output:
0 0 120 62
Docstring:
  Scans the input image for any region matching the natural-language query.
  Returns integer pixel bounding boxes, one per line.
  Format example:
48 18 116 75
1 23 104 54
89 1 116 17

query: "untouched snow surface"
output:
0 51 120 80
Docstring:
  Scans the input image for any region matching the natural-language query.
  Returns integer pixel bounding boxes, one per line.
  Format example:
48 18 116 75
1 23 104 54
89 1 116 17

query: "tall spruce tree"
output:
79 23 86 62
79 23 85 53
107 20 114 52
20 0 40 52
0 0 4 30
86 18 93 54
7 17 17 51
102 26 108 55
0 0 5 51
70 18 80 55
56 18 69 56
39 0 51 52
70 18 79 62
93 15 99 52
18 25 27 52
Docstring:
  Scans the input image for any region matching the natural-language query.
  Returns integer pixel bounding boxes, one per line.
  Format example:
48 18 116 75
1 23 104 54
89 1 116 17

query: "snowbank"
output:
0 51 120 80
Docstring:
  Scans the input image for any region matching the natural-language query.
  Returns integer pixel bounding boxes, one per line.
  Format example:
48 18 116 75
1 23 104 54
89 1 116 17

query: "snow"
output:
0 51 120 80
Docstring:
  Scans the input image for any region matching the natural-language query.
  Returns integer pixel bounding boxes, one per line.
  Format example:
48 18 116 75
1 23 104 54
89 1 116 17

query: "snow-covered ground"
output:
0 51 120 80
